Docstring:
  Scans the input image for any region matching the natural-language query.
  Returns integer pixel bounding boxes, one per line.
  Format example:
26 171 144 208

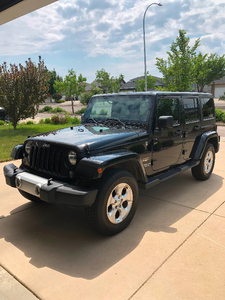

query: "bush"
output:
55 99 65 103
44 118 51 124
52 93 62 101
71 117 80 124
26 121 34 125
215 108 225 122
39 106 53 113
52 107 67 113
0 120 5 125
219 93 225 100
38 119 44 124
99 108 107 115
51 115 60 124
76 107 86 115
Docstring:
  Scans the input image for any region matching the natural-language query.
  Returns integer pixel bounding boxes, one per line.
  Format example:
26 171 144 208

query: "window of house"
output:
157 98 179 124
202 98 214 119
183 98 200 123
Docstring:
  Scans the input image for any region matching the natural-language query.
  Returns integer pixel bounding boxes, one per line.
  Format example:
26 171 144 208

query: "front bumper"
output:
4 163 98 207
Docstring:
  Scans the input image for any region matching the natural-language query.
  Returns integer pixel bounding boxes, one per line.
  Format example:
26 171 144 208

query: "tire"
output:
18 189 42 203
191 143 215 181
3 115 9 122
86 169 139 236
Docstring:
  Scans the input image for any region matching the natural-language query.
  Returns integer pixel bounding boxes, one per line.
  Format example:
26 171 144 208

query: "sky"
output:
0 0 225 83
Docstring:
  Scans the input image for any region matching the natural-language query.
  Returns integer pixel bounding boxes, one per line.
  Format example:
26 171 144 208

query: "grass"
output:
0 122 80 162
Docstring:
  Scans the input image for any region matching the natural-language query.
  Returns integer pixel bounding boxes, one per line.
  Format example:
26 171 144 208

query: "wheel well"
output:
104 160 144 182
208 137 219 153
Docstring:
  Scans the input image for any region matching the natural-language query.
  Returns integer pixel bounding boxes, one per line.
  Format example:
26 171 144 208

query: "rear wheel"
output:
191 143 215 181
86 169 139 235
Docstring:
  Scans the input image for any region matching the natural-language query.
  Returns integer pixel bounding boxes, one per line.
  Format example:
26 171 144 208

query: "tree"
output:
0 56 48 130
54 69 86 113
46 69 63 102
194 53 225 92
95 69 111 93
52 93 62 102
156 29 200 91
95 69 124 93
80 83 103 105
135 73 157 91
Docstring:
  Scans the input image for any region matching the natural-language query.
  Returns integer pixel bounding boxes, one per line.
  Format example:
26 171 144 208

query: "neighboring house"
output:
211 76 225 98
91 79 126 93
119 76 164 92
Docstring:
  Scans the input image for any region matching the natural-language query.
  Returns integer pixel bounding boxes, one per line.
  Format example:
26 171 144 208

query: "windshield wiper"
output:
85 117 98 125
105 118 126 127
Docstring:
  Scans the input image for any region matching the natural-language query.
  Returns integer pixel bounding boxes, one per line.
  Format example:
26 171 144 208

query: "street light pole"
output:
143 3 162 92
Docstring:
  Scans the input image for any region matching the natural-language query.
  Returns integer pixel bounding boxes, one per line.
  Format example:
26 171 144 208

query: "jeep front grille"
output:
29 145 63 175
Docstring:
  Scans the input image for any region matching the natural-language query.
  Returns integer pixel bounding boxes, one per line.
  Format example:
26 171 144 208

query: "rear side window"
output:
202 97 214 119
183 98 200 123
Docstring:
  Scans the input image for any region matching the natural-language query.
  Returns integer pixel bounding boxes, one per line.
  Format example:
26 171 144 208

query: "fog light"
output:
15 176 22 188
35 184 41 196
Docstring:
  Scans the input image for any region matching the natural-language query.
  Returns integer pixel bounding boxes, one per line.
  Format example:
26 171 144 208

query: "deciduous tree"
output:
135 73 157 91
156 29 200 91
54 69 86 113
0 56 48 130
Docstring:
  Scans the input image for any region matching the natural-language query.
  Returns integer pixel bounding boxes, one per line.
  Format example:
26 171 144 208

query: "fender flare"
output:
76 150 146 181
192 131 220 160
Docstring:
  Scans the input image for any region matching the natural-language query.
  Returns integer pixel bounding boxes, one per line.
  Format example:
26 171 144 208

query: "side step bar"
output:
138 160 200 190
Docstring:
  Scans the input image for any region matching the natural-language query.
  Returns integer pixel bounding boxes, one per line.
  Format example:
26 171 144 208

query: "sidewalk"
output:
0 139 225 300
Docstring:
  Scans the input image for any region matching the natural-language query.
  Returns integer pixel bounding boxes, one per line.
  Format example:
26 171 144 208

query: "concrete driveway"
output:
0 139 225 300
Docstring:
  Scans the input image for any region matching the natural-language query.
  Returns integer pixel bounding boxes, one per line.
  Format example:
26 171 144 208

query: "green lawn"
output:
0 123 78 162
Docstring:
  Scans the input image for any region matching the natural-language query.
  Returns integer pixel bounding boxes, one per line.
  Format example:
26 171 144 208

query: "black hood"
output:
27 125 144 153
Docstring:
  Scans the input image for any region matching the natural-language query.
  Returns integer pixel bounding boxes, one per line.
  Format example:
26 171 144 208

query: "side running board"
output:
138 160 200 190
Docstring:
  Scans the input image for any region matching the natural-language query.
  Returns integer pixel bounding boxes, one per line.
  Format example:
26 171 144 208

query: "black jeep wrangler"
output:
4 92 220 235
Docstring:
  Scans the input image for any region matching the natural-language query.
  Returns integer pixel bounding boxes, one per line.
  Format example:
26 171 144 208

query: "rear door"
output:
182 96 202 160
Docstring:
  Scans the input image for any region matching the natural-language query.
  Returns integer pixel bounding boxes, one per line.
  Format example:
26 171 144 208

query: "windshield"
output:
82 94 154 123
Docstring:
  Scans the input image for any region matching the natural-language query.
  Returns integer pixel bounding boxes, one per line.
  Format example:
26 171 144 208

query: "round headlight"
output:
25 143 31 154
68 151 77 165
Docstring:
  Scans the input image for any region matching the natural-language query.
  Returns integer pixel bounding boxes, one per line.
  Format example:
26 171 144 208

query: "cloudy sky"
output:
0 0 225 83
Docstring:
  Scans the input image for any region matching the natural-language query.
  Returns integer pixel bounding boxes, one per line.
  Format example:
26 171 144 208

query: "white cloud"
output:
0 0 225 81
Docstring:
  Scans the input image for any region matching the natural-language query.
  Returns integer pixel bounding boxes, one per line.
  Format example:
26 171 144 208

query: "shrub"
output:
26 120 34 125
76 107 86 115
44 118 51 124
219 93 225 100
55 99 65 103
215 108 225 122
52 93 62 101
0 120 5 125
71 117 80 124
38 119 44 124
51 115 60 124
52 107 66 113
39 106 53 113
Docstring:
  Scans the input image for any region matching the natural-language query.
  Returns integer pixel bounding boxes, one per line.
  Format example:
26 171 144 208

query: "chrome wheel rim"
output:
204 150 213 174
106 183 133 224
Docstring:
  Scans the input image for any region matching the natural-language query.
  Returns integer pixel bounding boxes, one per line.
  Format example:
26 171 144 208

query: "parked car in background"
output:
0 107 9 122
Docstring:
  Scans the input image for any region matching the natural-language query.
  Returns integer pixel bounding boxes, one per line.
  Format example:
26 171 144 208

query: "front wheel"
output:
86 169 139 235
191 143 215 181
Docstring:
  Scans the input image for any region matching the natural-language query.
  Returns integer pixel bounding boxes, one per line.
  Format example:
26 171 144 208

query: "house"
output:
119 76 164 92
211 76 225 98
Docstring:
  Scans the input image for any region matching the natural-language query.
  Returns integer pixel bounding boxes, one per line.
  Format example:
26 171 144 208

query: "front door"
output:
152 97 183 171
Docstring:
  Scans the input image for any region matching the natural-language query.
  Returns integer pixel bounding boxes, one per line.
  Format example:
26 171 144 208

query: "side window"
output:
202 97 214 119
157 98 179 124
183 98 200 123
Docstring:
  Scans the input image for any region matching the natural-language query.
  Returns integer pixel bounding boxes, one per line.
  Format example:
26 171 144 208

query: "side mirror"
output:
158 116 173 129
